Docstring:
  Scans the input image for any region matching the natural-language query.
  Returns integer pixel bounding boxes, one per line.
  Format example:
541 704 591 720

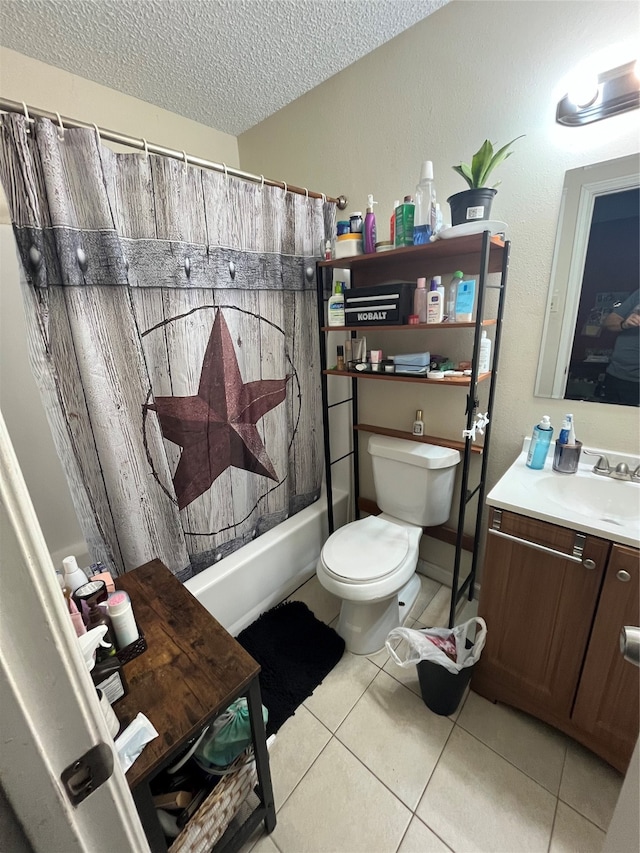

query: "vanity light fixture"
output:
556 59 640 126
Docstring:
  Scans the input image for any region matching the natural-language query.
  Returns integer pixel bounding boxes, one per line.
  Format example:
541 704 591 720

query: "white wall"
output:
0 47 239 567
238 0 640 567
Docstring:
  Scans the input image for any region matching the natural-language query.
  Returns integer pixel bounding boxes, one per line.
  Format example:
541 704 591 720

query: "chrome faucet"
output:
583 451 640 481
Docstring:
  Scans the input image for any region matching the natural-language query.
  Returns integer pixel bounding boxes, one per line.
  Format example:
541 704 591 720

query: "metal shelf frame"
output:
316 232 510 628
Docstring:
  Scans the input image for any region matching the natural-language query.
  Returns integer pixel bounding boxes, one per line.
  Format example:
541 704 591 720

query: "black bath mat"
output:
236 600 345 735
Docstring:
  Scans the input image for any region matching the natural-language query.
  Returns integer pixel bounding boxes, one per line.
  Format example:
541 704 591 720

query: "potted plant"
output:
448 136 524 227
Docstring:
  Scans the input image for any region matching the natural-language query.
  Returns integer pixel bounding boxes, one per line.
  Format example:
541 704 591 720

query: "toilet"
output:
317 435 461 654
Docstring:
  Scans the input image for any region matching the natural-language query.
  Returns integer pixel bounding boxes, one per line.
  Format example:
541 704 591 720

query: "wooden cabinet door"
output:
572 544 640 768
474 510 610 719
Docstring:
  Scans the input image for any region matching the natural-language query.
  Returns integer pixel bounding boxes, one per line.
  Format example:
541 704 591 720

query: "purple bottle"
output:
363 194 378 254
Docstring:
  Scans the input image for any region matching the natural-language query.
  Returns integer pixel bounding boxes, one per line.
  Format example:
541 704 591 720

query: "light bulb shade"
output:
557 60 640 126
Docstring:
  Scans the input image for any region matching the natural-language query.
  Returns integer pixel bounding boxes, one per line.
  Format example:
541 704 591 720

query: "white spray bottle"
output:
78 626 121 736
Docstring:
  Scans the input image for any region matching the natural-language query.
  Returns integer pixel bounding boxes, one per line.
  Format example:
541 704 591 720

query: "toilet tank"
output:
368 435 460 527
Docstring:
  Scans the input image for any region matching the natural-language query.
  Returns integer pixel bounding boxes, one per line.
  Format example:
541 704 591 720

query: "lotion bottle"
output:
427 280 443 323
412 410 425 436
526 416 553 470
363 194 378 254
478 330 492 373
328 282 345 326
62 555 88 594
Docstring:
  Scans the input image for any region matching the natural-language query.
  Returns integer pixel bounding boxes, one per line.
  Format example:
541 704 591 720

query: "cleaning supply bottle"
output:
446 271 464 322
78 625 128 705
431 276 445 303
413 161 437 245
478 330 492 373
413 277 428 324
363 195 378 254
328 282 345 326
412 410 425 436
62 555 88 594
526 416 554 470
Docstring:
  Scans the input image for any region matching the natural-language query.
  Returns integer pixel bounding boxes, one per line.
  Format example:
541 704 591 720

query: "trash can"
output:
416 640 475 716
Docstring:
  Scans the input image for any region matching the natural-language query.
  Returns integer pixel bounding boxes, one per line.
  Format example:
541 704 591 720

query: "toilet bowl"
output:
317 435 460 655
317 513 422 654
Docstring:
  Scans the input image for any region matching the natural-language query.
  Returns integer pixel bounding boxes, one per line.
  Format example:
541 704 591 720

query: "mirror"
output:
535 154 640 405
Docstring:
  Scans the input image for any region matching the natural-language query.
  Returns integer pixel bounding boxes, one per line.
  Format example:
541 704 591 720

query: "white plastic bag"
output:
385 617 487 674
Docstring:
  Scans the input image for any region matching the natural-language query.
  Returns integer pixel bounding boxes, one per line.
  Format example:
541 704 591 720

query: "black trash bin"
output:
416 640 475 716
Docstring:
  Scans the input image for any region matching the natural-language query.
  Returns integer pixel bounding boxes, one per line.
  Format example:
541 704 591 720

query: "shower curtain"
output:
0 115 334 578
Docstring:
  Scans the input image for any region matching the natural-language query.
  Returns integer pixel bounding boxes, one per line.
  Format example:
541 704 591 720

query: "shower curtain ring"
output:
55 112 65 139
21 102 31 131
141 137 149 157
222 162 228 178
92 123 101 143
260 175 265 190
182 150 188 165
303 187 309 198
282 182 287 195
321 193 326 203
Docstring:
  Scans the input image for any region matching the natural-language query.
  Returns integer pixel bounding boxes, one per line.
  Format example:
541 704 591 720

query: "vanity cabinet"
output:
316 232 510 627
473 508 639 772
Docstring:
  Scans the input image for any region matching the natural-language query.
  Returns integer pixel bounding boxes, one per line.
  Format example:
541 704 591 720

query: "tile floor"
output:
242 574 624 853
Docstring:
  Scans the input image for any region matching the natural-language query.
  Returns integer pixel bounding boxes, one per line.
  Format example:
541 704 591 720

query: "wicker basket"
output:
168 752 258 853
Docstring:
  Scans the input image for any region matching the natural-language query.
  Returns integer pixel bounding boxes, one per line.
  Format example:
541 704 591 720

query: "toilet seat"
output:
321 516 410 584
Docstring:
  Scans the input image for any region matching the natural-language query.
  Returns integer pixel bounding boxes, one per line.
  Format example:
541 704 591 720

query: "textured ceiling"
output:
0 0 448 135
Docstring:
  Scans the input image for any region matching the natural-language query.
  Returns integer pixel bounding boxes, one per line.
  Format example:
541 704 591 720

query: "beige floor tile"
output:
397 816 452 853
304 650 379 731
242 831 280 853
457 691 569 794
417 727 557 852
559 741 623 831
416 585 452 627
336 669 453 810
286 575 341 625
271 737 411 853
268 705 331 811
549 802 605 853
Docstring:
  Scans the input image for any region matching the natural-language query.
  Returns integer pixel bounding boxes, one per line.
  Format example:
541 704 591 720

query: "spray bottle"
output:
78 625 128 705
78 626 122 735
363 194 378 254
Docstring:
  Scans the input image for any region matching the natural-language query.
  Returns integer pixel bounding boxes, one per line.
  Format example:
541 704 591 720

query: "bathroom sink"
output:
487 447 640 548
532 475 639 526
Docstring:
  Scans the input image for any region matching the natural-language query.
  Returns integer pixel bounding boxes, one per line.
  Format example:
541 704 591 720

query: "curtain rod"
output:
0 97 348 209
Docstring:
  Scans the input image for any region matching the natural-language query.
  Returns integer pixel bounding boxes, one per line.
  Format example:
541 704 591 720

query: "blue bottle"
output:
526 416 553 470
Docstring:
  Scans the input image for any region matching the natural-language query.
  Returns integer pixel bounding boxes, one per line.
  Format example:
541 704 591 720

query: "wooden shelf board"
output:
322 319 496 332
319 233 506 277
354 423 484 454
358 497 475 553
324 369 491 386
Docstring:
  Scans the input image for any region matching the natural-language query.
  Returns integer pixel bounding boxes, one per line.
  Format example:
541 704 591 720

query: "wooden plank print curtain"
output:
0 116 333 578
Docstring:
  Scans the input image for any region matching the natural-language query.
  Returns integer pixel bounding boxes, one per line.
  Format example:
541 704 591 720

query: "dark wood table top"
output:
115 559 260 790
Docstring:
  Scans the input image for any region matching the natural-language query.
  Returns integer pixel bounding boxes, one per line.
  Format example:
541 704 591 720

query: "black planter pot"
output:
447 188 497 227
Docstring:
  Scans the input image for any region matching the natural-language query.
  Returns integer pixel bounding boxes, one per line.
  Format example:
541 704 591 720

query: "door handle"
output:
616 570 631 582
488 528 595 567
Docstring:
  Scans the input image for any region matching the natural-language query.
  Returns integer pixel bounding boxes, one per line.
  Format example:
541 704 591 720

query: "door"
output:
572 544 640 768
0 413 150 853
474 509 610 720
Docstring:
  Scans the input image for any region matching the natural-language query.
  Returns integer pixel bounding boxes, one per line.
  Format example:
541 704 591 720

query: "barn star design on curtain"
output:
147 311 290 510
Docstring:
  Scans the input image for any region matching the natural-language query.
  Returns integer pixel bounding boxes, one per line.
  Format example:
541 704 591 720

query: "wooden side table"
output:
115 559 275 852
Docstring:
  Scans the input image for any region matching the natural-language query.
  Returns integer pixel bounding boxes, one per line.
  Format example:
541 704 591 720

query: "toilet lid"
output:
322 516 410 582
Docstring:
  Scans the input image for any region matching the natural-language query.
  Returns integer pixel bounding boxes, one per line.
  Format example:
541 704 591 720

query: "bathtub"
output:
185 487 349 636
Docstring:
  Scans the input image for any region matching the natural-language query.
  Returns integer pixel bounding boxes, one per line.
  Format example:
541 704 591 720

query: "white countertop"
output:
487 446 640 549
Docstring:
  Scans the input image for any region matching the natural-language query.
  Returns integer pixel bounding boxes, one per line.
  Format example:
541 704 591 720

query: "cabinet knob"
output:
617 570 631 583
582 558 596 570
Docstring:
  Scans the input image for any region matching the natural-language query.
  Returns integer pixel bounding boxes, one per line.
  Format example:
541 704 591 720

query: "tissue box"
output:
394 351 430 375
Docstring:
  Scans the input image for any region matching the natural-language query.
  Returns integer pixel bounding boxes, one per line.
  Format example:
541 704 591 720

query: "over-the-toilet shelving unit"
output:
315 232 510 627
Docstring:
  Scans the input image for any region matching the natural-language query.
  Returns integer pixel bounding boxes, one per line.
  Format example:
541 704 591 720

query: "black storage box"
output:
344 282 414 326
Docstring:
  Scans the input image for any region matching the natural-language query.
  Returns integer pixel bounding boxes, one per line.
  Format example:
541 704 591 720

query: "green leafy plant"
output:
452 136 524 189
